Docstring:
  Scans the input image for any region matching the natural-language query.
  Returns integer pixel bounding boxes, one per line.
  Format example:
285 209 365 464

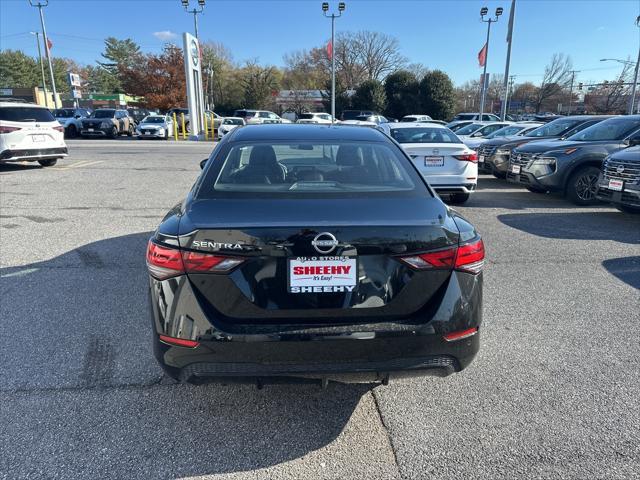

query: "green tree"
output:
321 78 352 118
98 37 141 92
81 65 120 94
0 50 39 88
351 79 387 112
240 60 280 109
419 70 455 120
384 70 420 119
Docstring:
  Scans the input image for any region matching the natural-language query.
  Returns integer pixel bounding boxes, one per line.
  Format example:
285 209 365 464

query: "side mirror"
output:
75 114 81 119
627 137 640 147
200 158 208 169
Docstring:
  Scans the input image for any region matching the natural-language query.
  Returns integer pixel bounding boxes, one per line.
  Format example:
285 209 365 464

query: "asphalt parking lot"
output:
1 139 639 480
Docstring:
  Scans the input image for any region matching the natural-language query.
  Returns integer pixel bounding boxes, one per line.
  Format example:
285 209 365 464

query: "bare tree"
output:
353 31 407 81
585 61 634 113
534 53 573 113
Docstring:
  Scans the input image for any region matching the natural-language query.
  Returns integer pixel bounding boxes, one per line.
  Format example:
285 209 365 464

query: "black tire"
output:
66 125 77 139
492 171 506 179
127 124 134 137
615 204 640 214
448 193 470 204
164 130 169 140
110 126 118 139
566 166 601 206
526 186 548 193
38 159 57 167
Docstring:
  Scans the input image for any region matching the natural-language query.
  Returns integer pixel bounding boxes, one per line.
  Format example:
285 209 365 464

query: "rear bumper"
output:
0 147 68 162
431 184 477 194
80 128 109 137
149 271 482 383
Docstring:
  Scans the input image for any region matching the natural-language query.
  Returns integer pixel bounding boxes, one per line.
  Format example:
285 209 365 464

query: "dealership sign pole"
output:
183 32 206 140
500 0 515 120
478 7 501 119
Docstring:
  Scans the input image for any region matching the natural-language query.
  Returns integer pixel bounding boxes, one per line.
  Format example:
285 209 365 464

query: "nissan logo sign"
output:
616 165 625 174
311 232 339 254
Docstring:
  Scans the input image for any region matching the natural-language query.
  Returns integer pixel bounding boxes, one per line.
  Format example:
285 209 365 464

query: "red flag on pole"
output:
477 43 487 67
46 38 53 50
326 40 333 60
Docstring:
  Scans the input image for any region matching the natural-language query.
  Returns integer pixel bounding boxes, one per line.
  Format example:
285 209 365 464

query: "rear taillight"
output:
159 335 199 348
146 240 244 280
455 239 485 274
0 126 21 134
454 153 478 163
53 126 64 133
399 238 485 274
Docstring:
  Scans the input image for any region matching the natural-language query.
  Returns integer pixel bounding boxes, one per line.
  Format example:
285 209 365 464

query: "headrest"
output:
336 145 364 167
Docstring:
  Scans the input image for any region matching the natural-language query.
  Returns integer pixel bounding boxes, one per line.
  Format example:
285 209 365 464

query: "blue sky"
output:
1 0 638 86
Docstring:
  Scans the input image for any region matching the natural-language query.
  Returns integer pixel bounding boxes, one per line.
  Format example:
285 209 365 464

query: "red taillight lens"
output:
454 153 478 163
146 241 184 280
0 126 21 134
146 240 245 280
53 125 64 133
455 239 485 274
159 335 199 348
399 239 485 274
443 327 478 342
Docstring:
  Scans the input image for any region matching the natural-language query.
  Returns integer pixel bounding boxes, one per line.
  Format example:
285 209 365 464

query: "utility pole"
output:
30 31 49 108
322 2 346 124
29 1 59 108
478 6 502 119
631 16 640 114
507 75 516 114
567 70 579 114
500 0 516 120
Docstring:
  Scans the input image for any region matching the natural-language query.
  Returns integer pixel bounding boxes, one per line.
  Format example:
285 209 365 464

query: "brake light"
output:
399 238 485 274
455 239 485 274
443 327 478 342
146 240 245 280
0 126 21 134
53 125 64 133
159 335 199 348
454 153 478 163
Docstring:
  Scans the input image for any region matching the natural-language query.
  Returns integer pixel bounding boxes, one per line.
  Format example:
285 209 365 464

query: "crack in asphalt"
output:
371 388 404 479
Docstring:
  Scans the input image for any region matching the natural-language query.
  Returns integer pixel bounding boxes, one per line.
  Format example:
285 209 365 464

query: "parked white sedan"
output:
297 112 334 124
464 122 544 150
136 115 174 140
217 117 245 139
0 102 67 167
384 122 477 204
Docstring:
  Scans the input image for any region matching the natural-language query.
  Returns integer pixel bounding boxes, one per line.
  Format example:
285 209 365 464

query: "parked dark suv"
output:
596 146 640 213
80 109 134 138
506 116 640 205
478 116 609 178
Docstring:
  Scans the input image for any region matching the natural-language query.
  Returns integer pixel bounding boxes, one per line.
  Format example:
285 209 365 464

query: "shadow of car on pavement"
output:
602 256 640 290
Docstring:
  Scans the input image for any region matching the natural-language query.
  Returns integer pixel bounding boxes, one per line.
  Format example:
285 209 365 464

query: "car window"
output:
390 127 461 144
224 118 243 125
208 141 422 195
259 112 270 118
53 109 75 118
480 124 505 135
142 116 166 124
486 125 523 138
567 118 640 142
0 107 55 122
525 118 582 137
455 123 484 135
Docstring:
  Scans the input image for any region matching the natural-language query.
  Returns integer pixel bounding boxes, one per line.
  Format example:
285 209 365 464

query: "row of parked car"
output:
460 115 640 213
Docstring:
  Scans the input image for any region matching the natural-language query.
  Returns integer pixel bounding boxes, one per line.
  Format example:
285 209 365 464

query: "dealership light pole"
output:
500 0 515 120
181 0 205 40
479 6 502 119
30 31 49 108
29 0 59 108
322 2 345 124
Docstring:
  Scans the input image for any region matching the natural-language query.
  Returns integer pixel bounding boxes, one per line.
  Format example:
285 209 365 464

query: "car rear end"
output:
0 103 67 164
146 126 484 385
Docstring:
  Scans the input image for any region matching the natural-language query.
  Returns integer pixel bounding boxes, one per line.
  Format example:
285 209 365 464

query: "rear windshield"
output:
91 110 115 119
223 118 243 125
525 118 582 137
455 114 475 120
53 109 75 118
142 116 166 123
342 111 362 120
455 123 484 135
0 107 55 122
486 125 524 138
208 142 421 195
390 127 461 144
567 117 640 142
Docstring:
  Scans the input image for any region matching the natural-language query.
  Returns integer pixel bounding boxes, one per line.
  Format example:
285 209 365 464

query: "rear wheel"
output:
616 204 640 214
110 127 118 139
38 159 57 167
492 171 506 179
448 193 470 204
164 130 169 140
127 124 134 137
566 166 600 206
526 186 548 193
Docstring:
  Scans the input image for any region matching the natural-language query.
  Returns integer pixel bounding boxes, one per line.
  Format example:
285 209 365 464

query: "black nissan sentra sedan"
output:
146 124 484 385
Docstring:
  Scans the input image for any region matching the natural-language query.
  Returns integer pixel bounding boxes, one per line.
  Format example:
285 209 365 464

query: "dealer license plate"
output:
31 135 46 143
478 155 485 163
288 256 357 294
511 165 521 174
88 128 94 132
424 156 444 167
608 179 624 191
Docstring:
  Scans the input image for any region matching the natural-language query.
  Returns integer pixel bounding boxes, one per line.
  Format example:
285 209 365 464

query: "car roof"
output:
388 122 446 129
0 101 47 108
229 124 386 142
223 117 244 121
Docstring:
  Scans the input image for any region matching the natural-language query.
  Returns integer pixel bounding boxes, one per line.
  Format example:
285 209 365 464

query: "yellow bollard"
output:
172 112 178 141
204 113 209 140
181 113 187 140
